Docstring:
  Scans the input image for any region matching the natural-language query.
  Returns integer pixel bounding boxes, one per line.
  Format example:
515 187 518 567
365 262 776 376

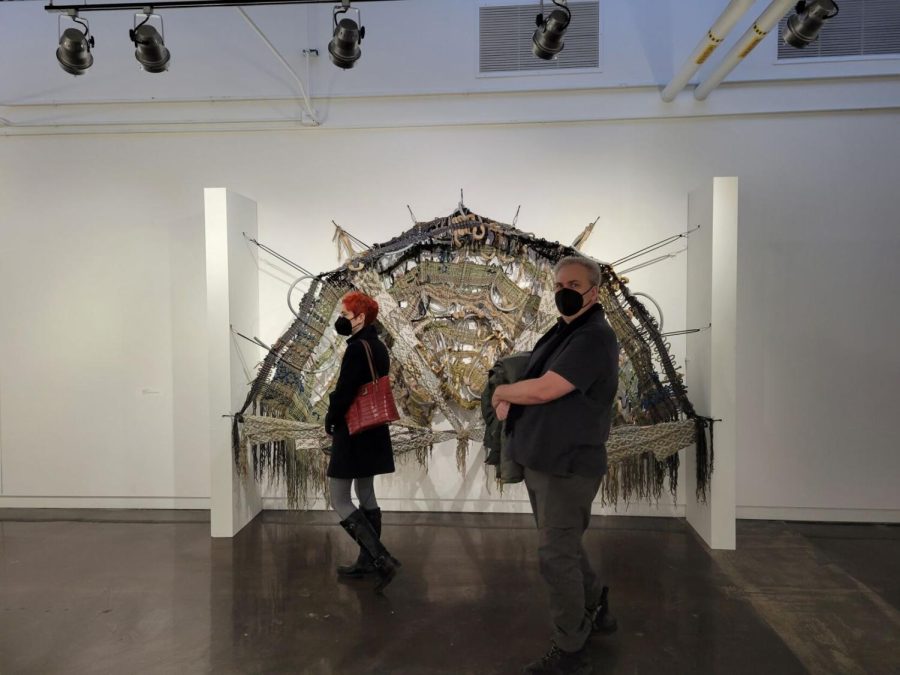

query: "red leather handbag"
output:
345 340 400 435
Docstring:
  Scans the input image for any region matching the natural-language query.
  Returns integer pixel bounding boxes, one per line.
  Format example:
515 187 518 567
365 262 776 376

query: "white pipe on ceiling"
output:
237 7 320 125
661 0 757 102
694 0 795 100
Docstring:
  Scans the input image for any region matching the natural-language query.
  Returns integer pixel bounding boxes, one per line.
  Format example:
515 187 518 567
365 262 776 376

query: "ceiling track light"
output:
533 0 571 61
47 0 400 9
46 0 398 76
56 11 95 75
130 10 171 72
783 0 840 49
328 1 365 69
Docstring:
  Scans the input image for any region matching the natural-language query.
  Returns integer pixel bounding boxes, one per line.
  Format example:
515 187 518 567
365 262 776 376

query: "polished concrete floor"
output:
1 510 898 675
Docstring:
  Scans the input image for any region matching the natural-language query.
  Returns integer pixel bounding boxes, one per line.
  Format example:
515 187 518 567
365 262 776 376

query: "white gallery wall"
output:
735 116 900 521
2 111 899 518
1 0 899 520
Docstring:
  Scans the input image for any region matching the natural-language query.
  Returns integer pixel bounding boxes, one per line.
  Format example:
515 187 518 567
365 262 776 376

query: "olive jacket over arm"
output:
481 352 531 484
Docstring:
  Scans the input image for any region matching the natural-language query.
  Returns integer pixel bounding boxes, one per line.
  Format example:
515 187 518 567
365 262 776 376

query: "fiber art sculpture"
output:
233 203 713 507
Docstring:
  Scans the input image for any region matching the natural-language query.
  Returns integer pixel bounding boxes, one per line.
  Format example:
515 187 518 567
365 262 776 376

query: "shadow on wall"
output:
626 0 675 87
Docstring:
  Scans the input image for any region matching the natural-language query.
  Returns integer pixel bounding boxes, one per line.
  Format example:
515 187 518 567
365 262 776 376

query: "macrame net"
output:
233 207 713 507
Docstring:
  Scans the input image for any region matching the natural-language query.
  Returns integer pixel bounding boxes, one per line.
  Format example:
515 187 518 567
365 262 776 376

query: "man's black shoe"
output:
588 586 618 635
523 643 591 675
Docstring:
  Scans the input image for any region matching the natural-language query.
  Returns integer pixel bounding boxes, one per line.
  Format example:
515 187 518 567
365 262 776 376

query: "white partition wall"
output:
205 188 263 537
685 178 738 550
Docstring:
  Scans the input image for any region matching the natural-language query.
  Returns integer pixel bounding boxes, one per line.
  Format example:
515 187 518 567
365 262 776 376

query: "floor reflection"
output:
6 511 888 674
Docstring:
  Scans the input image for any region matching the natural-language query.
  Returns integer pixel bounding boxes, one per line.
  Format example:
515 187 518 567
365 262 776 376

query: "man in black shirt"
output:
492 255 619 675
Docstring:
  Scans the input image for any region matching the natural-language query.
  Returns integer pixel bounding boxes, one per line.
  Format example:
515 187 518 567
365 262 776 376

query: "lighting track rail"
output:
45 0 401 12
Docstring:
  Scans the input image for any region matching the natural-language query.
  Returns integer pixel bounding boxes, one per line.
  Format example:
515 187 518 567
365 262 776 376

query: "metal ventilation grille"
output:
777 0 900 59
479 1 600 73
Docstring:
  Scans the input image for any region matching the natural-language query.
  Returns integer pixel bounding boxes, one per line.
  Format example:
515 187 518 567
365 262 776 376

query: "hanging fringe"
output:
249 439 329 508
456 435 470 473
600 450 680 507
666 452 680 498
333 223 360 263
693 416 716 503
232 414 244 473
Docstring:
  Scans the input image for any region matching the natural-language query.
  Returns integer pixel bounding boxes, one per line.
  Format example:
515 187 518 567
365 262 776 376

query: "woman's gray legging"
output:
329 476 379 521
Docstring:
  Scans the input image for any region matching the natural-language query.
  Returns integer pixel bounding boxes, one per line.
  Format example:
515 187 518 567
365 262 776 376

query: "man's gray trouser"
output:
525 467 603 653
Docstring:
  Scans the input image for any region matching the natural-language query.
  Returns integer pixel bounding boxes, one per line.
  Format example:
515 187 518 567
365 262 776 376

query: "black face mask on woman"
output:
334 316 354 336
554 287 594 317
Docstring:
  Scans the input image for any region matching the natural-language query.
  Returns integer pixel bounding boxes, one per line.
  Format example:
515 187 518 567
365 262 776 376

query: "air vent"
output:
479 1 600 73
777 0 900 59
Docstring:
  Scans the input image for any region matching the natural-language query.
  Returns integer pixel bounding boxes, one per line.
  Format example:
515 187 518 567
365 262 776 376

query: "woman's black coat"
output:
324 324 395 479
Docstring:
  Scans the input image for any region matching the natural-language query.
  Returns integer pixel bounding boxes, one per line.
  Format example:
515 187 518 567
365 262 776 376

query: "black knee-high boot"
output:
336 540 374 578
337 508 401 577
363 508 402 568
339 510 397 592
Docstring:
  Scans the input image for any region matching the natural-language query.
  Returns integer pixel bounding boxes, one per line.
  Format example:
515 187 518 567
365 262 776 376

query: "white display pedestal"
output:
204 188 263 538
685 177 738 550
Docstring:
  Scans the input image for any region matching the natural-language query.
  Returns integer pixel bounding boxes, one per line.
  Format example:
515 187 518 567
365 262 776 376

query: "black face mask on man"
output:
554 287 594 317
334 316 354 336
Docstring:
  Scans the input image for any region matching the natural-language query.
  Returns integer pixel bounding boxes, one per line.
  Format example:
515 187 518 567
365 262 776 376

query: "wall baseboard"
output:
0 496 210 510
7 499 896 523
261 497 686 518
737 506 900 523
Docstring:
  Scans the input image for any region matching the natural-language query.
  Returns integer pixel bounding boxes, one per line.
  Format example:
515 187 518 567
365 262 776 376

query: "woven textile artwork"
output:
233 207 712 507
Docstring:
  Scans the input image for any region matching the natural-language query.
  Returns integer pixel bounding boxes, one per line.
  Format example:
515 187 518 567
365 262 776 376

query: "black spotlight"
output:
130 14 171 73
783 0 839 49
533 0 571 61
328 3 365 69
56 15 94 75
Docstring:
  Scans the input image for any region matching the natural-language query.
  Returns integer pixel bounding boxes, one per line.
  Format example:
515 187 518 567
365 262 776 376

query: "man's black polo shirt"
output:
506 305 619 478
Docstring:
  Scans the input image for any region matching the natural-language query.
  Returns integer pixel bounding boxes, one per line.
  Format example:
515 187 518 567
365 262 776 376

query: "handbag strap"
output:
359 339 377 383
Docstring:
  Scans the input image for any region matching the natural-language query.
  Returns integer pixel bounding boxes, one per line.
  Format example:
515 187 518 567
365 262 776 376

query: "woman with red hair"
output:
325 290 399 592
